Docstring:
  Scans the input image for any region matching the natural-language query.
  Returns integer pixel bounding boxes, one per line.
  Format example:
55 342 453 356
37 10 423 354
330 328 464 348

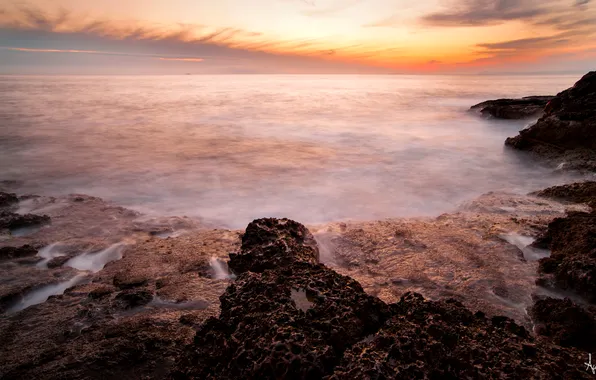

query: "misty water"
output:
0 74 587 228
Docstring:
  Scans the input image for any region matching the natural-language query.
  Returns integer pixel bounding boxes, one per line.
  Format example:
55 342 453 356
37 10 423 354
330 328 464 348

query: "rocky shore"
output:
470 96 554 120
1 71 596 379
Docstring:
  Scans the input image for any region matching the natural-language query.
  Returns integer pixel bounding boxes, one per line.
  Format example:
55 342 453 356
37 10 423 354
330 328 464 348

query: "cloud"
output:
420 0 551 26
476 36 571 51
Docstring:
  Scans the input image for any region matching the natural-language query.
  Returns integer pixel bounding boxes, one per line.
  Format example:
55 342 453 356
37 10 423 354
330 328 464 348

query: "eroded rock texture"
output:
531 181 596 208
505 71 596 171
229 218 319 274
531 297 596 352
176 218 591 379
536 212 596 301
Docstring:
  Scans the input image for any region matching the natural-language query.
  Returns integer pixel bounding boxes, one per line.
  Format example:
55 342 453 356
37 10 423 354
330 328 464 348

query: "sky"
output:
0 0 595 74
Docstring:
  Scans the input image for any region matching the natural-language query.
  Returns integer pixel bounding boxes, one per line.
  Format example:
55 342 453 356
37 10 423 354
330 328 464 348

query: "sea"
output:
0 74 587 228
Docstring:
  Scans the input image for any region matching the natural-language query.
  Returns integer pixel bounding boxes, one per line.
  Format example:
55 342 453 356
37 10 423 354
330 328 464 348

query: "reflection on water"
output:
0 74 586 227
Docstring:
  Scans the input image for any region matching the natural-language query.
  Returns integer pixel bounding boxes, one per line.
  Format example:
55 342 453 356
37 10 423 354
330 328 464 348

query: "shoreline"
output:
1 71 595 378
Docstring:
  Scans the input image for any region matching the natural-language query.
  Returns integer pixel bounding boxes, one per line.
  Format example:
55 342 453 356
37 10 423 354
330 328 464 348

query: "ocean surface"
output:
0 74 587 228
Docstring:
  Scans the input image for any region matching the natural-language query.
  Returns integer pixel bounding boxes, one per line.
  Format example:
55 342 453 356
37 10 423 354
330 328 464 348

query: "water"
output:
0 74 585 228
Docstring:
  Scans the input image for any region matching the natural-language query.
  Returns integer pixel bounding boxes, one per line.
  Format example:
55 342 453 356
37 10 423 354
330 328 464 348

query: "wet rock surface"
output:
505 72 596 171
531 297 596 352
471 96 553 119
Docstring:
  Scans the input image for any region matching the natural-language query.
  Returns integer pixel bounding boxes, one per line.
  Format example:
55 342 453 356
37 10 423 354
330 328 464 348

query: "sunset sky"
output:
0 0 595 74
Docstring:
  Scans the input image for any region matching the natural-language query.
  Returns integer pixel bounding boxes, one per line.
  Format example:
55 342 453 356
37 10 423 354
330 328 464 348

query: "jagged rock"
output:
0 192 18 209
531 297 596 352
505 72 596 171
471 96 553 119
175 261 391 379
0 245 37 261
330 292 590 379
228 218 319 274
175 218 591 379
531 181 596 206
535 212 596 301
0 211 50 230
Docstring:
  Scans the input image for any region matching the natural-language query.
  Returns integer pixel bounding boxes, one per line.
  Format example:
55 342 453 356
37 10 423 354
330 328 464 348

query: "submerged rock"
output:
471 96 553 119
505 72 596 171
531 297 596 352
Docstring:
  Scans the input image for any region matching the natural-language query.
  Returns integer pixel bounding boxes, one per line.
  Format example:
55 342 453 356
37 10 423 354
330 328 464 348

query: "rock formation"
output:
175 218 591 379
534 211 596 302
470 96 553 119
505 72 596 171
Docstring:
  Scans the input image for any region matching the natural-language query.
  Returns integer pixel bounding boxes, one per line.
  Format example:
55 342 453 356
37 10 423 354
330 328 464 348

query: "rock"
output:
88 285 116 299
228 218 319 274
175 262 391 379
0 245 38 261
471 96 553 119
175 218 591 379
330 292 589 379
0 192 18 209
46 256 71 269
535 211 596 300
113 272 150 289
114 289 154 309
0 211 50 230
531 181 596 206
505 72 596 171
530 297 596 352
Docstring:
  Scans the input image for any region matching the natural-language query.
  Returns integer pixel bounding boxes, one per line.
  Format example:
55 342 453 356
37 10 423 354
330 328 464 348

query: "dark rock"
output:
535 212 596 300
330 292 589 379
46 256 71 269
175 218 591 379
0 192 18 208
228 218 319 274
531 181 596 206
0 211 50 230
176 262 391 379
114 289 153 309
471 96 553 119
505 72 596 170
530 297 596 352
0 245 38 261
